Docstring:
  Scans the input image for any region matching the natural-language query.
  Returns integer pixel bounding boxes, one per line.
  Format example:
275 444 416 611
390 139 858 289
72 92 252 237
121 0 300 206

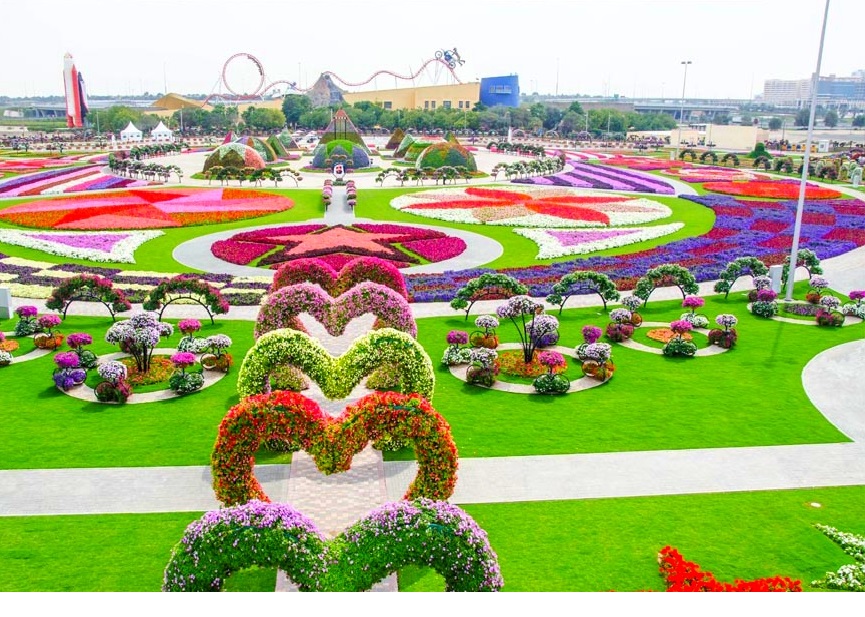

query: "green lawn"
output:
2 485 862 591
0 288 858 470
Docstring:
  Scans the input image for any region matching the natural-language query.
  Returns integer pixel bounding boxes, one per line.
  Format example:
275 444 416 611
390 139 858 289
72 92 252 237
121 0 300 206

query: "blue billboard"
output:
480 75 520 108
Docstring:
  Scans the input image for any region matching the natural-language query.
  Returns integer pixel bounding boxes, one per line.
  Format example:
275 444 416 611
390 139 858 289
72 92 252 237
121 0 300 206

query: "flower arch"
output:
450 273 528 320
546 271 621 313
269 256 408 299
211 390 457 505
236 328 435 400
781 248 823 288
633 264 699 305
142 275 229 324
713 256 769 298
162 499 502 592
45 274 131 321
254 282 416 339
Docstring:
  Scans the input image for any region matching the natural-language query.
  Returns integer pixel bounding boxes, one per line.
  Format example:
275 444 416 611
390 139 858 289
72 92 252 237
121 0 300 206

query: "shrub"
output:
532 373 570 395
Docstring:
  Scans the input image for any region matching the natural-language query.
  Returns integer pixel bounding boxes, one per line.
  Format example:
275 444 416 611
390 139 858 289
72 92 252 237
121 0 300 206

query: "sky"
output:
1 0 861 100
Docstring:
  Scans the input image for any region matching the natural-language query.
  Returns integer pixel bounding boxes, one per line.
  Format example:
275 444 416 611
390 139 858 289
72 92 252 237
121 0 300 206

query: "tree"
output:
823 109 838 128
713 113 731 125
768 117 783 130
567 101 585 116
282 94 312 126
795 108 811 127
739 114 753 126
854 114 865 128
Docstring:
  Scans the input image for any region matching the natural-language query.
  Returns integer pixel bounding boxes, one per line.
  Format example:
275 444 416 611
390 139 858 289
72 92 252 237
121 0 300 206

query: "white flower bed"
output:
0 230 163 263
514 223 684 259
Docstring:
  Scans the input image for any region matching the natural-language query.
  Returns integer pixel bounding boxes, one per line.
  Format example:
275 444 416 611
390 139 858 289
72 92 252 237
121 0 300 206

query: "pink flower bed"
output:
402 237 467 261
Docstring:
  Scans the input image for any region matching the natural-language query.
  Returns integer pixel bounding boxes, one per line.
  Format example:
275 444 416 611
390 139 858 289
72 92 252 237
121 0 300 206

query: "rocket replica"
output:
63 53 89 128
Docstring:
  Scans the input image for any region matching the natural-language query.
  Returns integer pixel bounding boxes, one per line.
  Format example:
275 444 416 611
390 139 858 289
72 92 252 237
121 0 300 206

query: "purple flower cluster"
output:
53 368 86 390
65 333 93 349
15 305 38 318
446 330 468 345
582 325 603 344
682 295 705 310
538 350 566 369
53 351 80 369
170 352 197 369
513 160 675 194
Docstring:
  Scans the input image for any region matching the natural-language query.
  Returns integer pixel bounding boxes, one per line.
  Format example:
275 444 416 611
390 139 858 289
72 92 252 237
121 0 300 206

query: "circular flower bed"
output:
701 181 842 200
391 186 672 228
646 329 694 344
498 349 567 379
120 355 174 386
211 223 467 270
0 188 294 230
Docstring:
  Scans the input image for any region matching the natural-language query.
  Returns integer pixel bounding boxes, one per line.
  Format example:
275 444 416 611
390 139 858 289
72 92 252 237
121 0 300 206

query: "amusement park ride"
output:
203 48 466 106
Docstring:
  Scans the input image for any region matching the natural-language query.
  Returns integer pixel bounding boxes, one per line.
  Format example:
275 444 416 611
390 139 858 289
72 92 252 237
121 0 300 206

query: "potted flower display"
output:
13 305 40 337
168 352 204 394
806 275 829 304
0 350 12 367
842 290 865 319
442 330 472 366
465 347 499 387
470 315 500 349
575 325 603 362
527 314 560 348
177 319 206 353
66 333 97 369
752 289 779 318
52 351 86 390
662 320 698 357
200 334 233 372
816 296 845 327
748 275 772 302
34 315 64 350
578 342 615 381
532 350 569 394
621 295 644 325
94 361 133 404
680 296 709 328
606 308 635 342
708 314 739 349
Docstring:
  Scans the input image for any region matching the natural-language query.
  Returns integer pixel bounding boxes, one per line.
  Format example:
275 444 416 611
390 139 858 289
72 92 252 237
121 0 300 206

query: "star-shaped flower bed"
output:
211 223 467 270
391 186 672 227
0 188 294 230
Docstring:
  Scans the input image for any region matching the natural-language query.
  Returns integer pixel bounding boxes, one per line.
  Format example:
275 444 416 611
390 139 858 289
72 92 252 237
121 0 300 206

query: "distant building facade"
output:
340 75 520 111
762 71 865 109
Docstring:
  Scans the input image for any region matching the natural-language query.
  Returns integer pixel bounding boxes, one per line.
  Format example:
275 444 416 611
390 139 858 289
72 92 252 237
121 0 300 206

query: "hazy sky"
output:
2 0 860 100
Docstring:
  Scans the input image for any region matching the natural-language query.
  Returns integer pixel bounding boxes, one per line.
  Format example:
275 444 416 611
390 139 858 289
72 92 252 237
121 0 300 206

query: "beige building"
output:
762 79 812 108
342 82 481 111
629 124 769 151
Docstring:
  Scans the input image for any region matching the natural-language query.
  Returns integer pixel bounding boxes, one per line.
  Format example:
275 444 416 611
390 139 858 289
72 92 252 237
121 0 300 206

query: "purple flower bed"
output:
0 167 84 195
402 194 865 301
64 175 137 193
513 159 675 194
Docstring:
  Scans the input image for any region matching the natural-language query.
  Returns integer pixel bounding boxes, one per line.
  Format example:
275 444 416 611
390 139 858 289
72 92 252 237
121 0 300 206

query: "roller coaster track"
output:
203 55 462 105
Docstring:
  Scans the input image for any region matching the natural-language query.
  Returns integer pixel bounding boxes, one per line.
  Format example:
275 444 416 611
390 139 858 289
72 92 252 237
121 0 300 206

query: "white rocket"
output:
63 53 89 128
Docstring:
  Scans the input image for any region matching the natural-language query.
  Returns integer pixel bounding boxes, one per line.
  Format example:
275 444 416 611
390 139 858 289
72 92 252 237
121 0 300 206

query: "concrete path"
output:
323 185 353 225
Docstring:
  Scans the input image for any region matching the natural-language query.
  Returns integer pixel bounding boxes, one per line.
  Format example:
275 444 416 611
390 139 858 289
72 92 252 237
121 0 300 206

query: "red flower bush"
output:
657 546 801 592
211 390 458 506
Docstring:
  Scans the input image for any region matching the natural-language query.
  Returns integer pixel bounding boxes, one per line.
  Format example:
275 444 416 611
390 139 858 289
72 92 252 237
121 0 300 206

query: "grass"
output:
0 286 859 470
1 485 862 591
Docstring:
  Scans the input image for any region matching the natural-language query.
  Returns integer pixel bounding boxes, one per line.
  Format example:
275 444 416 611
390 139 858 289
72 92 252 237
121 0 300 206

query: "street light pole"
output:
675 60 692 159
785 0 830 301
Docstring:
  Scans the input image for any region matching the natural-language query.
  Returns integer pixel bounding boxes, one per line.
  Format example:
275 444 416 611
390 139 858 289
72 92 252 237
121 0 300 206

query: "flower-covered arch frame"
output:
713 256 769 298
236 328 435 400
45 274 132 322
162 499 502 592
633 264 699 305
450 273 528 320
546 270 621 314
211 390 457 505
142 275 229 324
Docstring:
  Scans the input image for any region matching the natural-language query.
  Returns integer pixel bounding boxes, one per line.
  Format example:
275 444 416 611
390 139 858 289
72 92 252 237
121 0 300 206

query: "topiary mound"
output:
267 135 289 159
416 142 477 171
277 131 300 150
393 134 416 158
235 136 278 162
203 144 266 173
385 128 405 150
311 139 371 169
404 141 432 162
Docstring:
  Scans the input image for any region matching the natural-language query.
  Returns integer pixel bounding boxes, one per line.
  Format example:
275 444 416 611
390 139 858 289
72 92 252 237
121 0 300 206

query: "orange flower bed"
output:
498 349 567 378
702 181 842 200
0 340 20 353
646 328 693 344
120 355 175 386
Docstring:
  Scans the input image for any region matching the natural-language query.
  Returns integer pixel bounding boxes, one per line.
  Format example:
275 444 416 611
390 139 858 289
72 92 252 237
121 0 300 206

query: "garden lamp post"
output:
785 0 830 301
675 61 692 159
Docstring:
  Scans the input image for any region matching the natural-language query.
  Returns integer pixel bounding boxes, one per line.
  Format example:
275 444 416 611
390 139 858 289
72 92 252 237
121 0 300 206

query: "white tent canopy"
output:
150 121 173 142
120 121 143 142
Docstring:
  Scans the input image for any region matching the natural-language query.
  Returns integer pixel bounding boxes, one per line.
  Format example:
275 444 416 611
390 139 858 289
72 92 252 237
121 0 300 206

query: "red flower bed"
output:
0 188 294 230
657 546 801 592
402 237 466 261
760 235 794 249
825 228 865 242
210 240 273 264
750 219 788 233
802 211 835 225
703 181 842 200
